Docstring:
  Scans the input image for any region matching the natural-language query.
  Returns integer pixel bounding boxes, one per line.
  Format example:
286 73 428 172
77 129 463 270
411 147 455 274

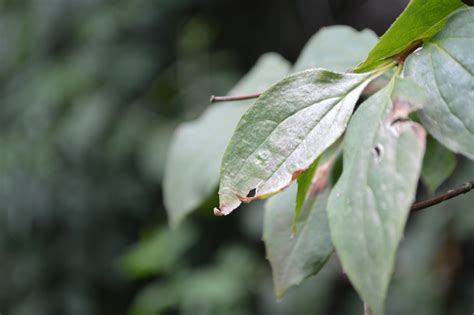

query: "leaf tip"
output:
275 289 285 301
213 207 226 216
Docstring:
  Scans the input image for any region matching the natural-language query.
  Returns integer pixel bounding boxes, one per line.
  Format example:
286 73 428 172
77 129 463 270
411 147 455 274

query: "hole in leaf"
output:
373 144 383 162
391 117 409 126
246 188 257 198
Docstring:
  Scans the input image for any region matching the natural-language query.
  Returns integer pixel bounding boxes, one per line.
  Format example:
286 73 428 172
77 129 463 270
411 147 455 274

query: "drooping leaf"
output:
163 53 290 226
355 0 466 72
327 77 427 315
404 7 474 159
293 25 378 72
421 135 457 193
215 69 380 215
263 185 333 298
292 157 319 235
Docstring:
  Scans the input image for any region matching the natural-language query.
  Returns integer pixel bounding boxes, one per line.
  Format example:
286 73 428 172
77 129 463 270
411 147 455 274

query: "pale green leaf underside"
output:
355 0 465 72
405 8 474 160
263 185 333 298
163 53 291 226
421 135 457 193
327 77 426 315
293 25 378 72
216 69 375 215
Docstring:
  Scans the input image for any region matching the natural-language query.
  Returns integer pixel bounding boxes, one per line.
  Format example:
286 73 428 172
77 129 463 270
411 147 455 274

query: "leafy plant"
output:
165 1 474 314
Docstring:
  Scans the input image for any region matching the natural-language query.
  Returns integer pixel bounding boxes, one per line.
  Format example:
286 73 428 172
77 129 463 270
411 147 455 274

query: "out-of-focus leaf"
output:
139 120 176 182
216 69 376 216
106 107 155 166
258 258 336 315
355 0 466 72
120 224 196 278
421 136 457 194
129 246 256 315
327 77 427 314
129 281 180 315
264 185 333 298
386 205 450 315
445 159 474 238
57 93 116 158
163 53 290 226
293 25 378 72
179 246 255 315
293 158 319 234
404 8 474 159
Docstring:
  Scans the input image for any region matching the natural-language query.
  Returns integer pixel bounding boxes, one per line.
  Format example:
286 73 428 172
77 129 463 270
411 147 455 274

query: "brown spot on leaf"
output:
309 158 334 196
387 99 413 124
411 123 427 144
291 169 304 181
236 193 256 203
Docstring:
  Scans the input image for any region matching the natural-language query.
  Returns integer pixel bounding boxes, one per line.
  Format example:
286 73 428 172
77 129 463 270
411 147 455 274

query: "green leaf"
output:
327 77 427 315
119 224 197 278
163 53 290 226
421 135 457 194
130 281 180 315
292 157 319 235
293 25 378 72
404 8 474 159
130 246 256 315
215 69 378 215
263 185 333 298
354 0 466 73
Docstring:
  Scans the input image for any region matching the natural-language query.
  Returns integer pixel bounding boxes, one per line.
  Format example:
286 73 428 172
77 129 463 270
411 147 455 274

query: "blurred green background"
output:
1 0 473 314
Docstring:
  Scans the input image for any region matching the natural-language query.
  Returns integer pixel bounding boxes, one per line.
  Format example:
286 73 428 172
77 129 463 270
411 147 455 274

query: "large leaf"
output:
404 7 474 159
263 184 333 298
421 135 457 193
163 53 290 226
215 69 378 215
327 77 426 315
355 0 466 72
293 25 378 72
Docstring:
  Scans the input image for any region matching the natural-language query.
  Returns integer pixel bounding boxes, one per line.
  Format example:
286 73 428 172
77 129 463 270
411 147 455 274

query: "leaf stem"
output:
411 180 474 212
209 92 261 103
210 61 398 103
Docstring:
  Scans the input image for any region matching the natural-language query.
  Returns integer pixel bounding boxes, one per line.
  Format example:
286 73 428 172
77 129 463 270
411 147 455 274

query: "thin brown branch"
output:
209 78 387 104
411 180 474 212
209 92 261 103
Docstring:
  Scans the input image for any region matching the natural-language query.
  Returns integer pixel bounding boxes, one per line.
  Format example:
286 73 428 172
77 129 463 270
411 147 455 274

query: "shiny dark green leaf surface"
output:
355 0 465 72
